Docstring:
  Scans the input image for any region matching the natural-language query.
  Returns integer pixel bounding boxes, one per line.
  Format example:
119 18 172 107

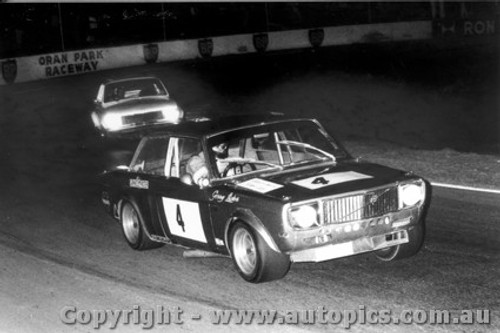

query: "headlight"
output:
101 114 122 131
162 105 183 123
289 204 319 229
398 181 425 208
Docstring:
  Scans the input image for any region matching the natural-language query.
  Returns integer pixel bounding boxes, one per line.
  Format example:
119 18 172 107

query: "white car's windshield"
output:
103 78 168 103
207 120 347 178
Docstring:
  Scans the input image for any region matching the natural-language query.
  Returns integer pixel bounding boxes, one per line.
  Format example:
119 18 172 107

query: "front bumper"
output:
290 229 409 262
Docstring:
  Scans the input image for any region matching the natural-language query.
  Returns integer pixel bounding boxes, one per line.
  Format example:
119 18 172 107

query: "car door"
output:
126 135 172 241
155 136 216 250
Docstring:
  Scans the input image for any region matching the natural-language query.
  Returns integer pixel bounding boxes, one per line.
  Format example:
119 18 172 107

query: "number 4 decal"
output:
312 177 329 185
176 204 185 232
162 197 207 243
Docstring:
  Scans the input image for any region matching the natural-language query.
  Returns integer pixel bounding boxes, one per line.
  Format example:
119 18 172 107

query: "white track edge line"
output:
431 182 500 195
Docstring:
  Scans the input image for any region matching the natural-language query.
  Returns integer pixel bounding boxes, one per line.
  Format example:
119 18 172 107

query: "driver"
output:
186 142 229 185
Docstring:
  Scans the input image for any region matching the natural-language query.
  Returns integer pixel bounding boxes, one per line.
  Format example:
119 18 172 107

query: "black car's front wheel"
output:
120 200 162 251
374 224 425 261
229 221 290 283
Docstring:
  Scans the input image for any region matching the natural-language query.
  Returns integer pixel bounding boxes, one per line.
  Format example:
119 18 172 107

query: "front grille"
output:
323 186 398 224
363 186 398 218
123 111 163 125
324 194 363 223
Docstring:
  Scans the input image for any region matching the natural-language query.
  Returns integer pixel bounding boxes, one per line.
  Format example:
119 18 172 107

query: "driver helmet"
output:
212 142 228 159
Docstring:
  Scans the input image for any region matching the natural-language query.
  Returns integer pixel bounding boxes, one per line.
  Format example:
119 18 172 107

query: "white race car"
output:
91 76 184 135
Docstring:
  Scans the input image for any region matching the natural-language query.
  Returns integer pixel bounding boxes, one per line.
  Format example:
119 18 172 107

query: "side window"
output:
166 137 202 178
130 136 169 176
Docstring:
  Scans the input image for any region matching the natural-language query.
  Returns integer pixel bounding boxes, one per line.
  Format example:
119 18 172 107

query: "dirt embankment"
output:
190 41 499 154
184 42 500 189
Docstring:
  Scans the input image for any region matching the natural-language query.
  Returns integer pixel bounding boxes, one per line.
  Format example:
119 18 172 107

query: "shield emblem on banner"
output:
2 59 17 84
309 28 325 48
143 44 159 63
253 33 269 52
198 39 214 58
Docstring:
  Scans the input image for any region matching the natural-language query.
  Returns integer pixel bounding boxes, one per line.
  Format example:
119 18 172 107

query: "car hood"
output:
232 161 413 202
101 97 178 113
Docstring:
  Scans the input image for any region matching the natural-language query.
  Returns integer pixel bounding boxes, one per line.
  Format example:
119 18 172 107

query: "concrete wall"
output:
0 21 432 85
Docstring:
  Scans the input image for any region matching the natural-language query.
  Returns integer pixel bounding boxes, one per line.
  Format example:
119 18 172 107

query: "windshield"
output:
207 120 348 178
103 78 168 103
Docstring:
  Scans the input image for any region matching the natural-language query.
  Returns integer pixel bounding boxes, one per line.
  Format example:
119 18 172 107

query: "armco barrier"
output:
0 21 432 85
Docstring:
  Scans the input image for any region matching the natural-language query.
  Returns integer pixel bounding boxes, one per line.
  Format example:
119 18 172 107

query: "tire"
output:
229 221 290 283
374 223 425 261
120 200 163 251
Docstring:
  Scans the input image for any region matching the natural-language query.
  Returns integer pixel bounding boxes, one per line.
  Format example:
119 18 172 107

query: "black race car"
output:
98 114 431 283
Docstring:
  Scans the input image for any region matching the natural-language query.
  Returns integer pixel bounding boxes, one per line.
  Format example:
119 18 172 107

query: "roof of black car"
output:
138 113 317 138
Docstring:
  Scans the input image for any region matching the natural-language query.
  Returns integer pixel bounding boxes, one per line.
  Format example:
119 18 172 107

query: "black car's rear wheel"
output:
120 200 162 250
375 224 425 261
229 221 290 283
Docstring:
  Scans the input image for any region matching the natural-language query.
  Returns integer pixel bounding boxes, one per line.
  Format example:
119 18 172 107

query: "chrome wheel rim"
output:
122 203 140 244
232 228 257 276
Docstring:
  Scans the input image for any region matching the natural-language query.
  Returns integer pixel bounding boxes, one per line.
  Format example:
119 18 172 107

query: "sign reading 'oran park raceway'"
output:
38 50 104 78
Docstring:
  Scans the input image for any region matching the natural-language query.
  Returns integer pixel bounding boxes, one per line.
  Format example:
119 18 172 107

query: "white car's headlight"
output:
162 105 183 123
101 114 123 131
398 181 425 208
289 204 319 229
